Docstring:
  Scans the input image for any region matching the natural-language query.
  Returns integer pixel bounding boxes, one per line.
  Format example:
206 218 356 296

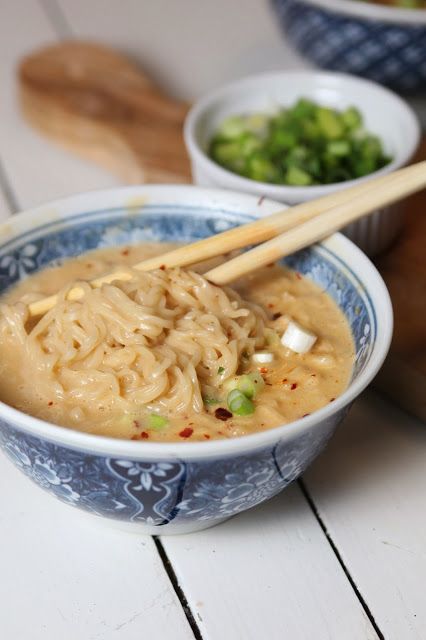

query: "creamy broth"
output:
0 243 354 441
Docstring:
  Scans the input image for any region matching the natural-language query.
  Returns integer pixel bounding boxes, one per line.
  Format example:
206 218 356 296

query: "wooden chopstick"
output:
28 161 426 317
120 161 426 272
205 161 426 284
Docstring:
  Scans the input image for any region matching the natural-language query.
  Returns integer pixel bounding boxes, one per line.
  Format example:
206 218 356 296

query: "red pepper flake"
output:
48 401 53 406
296 272 302 280
282 378 288 384
330 397 336 402
141 431 149 439
272 312 282 320
121 248 130 256
302 413 310 418
267 263 274 268
179 427 194 438
291 383 298 390
159 264 166 271
259 367 268 374
203 434 211 440
258 195 265 206
214 407 232 421
267 303 274 308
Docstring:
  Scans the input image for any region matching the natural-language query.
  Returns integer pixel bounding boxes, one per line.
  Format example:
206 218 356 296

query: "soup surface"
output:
0 243 354 442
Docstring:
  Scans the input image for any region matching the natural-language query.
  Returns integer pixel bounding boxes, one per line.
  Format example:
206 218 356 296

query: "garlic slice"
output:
281 320 317 354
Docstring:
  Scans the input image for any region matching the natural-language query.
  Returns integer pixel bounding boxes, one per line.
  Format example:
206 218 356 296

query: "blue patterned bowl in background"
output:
271 0 426 93
0 186 392 534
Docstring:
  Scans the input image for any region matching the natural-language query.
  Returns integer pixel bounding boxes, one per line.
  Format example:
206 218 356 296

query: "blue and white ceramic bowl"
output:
0 186 392 535
271 0 426 93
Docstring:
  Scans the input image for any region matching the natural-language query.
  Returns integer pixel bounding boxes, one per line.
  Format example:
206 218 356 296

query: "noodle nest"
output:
0 268 267 419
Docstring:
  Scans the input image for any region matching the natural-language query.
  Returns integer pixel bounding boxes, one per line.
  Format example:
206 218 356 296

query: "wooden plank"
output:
53 0 307 100
0 451 195 640
0 0 118 211
304 391 426 640
162 484 378 640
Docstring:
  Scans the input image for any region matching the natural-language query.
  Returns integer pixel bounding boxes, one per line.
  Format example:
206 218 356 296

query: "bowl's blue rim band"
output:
0 203 377 341
0 204 240 251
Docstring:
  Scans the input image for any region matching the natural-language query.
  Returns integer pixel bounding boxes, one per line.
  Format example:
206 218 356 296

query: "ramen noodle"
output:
0 243 354 442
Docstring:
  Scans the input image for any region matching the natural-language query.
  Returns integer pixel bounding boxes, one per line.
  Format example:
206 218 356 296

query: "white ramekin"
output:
184 71 420 256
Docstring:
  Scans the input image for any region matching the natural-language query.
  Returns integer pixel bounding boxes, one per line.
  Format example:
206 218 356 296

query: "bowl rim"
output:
0 185 393 460
184 70 420 202
285 0 426 25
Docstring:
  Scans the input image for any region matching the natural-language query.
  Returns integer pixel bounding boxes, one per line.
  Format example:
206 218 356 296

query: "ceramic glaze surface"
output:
0 197 384 532
272 0 426 92
0 414 342 527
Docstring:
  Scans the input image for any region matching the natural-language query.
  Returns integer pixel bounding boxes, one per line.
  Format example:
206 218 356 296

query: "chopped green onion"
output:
252 351 274 364
237 375 255 398
217 366 225 375
222 376 240 394
217 115 248 139
203 396 220 406
316 107 344 140
327 140 350 157
147 414 168 430
284 166 312 186
237 372 265 399
223 372 266 399
248 153 279 183
264 327 280 347
227 389 255 416
208 99 391 186
341 107 362 130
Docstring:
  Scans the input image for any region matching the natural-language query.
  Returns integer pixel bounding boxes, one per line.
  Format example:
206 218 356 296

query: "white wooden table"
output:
0 2 425 638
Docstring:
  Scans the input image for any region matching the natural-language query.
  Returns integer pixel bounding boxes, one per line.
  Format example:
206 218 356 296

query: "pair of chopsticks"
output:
29 160 426 318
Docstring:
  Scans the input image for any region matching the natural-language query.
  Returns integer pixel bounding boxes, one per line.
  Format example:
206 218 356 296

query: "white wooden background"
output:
0 2 425 639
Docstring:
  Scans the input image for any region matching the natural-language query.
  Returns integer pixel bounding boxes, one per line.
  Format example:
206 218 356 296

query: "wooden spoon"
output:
18 41 191 183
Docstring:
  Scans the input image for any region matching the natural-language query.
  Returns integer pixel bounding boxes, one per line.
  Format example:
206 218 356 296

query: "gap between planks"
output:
154 537 203 640
298 479 385 640
0 157 19 214
38 0 73 38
